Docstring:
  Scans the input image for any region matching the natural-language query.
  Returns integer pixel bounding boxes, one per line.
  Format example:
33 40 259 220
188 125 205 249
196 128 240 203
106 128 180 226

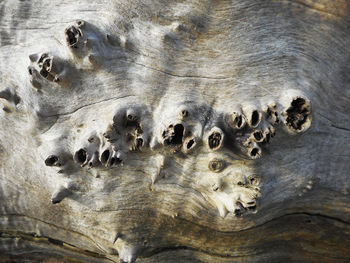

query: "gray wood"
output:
0 0 349 262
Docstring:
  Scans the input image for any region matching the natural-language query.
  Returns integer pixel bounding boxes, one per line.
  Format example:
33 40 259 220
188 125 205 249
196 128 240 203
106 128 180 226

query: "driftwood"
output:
0 0 350 262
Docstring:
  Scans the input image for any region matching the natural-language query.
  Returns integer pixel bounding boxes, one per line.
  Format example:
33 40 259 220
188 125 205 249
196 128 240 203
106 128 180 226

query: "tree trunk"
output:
0 0 350 262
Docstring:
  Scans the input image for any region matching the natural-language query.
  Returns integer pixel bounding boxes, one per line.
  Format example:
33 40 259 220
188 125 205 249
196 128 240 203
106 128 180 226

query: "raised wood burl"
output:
0 1 349 262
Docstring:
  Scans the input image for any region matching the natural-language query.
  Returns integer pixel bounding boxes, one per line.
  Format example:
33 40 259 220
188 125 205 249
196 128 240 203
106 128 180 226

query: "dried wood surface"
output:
0 0 350 262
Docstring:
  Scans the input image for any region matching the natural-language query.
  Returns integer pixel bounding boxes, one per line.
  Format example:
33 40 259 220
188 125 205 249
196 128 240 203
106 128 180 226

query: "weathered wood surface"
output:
0 0 350 262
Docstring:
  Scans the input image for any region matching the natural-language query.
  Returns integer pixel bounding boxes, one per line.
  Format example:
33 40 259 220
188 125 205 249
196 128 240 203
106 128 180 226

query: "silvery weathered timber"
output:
0 0 350 262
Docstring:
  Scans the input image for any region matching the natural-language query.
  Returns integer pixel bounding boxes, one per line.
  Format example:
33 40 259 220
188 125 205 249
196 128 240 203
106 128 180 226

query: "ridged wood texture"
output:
0 0 350 262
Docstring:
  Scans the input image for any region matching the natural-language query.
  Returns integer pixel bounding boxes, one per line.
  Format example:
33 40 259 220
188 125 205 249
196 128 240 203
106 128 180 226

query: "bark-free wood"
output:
0 0 349 262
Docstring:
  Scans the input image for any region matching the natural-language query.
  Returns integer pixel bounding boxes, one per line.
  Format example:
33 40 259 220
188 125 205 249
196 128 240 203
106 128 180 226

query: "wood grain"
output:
0 0 349 262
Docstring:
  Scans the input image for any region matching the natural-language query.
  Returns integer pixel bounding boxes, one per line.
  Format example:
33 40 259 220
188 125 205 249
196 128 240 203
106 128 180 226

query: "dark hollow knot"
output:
101 150 110 164
253 131 263 141
251 110 260 126
74 149 87 164
45 155 60 166
235 115 243 128
286 98 309 130
163 124 184 146
65 26 81 47
208 132 222 149
250 148 259 157
186 139 195 149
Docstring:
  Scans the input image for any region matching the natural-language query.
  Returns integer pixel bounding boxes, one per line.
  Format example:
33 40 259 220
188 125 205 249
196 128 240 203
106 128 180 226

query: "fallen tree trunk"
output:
0 0 350 262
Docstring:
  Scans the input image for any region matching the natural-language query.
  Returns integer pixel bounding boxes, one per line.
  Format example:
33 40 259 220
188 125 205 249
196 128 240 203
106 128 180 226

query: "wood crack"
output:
0 214 106 255
1 212 350 260
129 60 234 80
317 113 350 132
0 229 115 262
40 95 136 118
